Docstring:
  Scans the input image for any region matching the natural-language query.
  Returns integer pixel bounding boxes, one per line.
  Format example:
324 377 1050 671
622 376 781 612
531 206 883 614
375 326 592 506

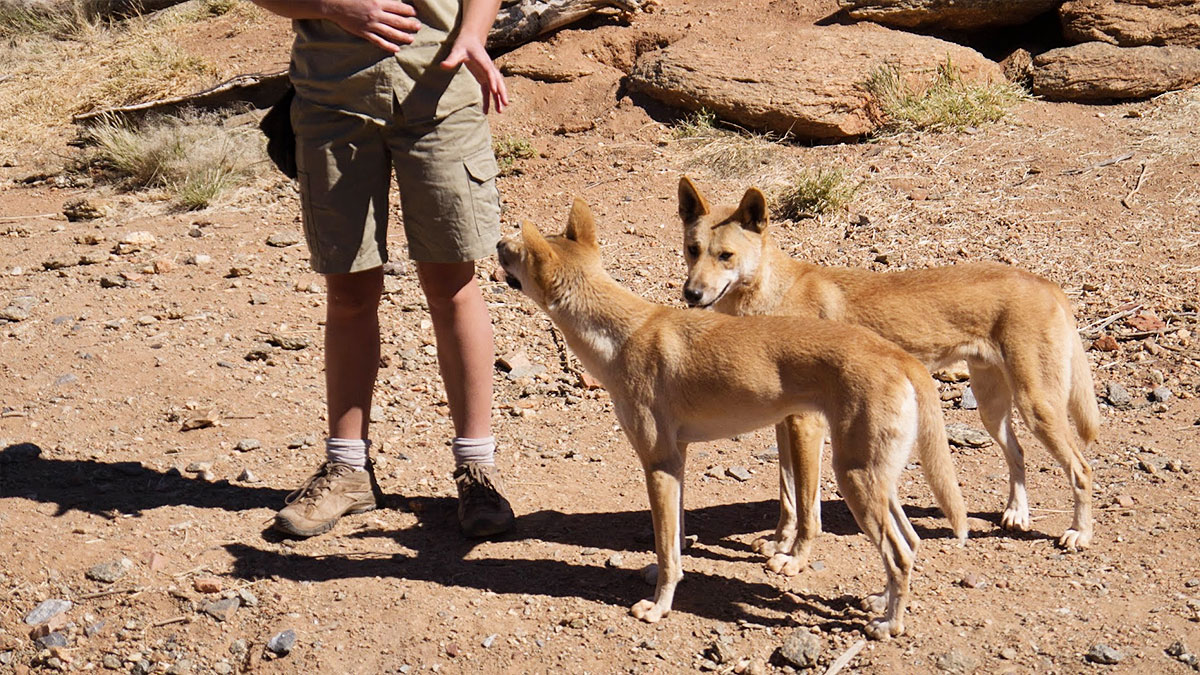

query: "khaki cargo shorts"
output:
291 97 501 272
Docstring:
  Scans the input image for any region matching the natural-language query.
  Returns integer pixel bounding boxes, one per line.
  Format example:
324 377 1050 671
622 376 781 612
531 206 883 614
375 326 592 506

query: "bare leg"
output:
631 449 686 623
325 269 384 440
416 261 494 439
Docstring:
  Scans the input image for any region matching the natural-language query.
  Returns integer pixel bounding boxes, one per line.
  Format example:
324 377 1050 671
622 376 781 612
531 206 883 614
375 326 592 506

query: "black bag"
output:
260 85 297 179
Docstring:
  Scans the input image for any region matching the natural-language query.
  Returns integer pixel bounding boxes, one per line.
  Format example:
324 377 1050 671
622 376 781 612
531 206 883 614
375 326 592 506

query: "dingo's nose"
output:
683 287 703 306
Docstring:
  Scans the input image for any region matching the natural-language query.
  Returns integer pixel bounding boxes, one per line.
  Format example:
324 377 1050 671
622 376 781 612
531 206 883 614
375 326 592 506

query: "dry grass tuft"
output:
769 168 861 220
82 109 264 210
671 109 785 180
866 61 1028 134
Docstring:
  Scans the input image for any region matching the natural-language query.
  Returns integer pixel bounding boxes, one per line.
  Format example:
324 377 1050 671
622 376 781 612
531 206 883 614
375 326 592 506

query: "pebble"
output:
266 233 301 247
1114 494 1135 508
86 558 132 584
266 629 296 656
482 634 497 649
810 560 826 572
999 647 1018 660
960 386 978 410
936 649 977 673
960 572 984 589
185 254 212 266
705 466 725 480
267 334 310 350
237 588 258 606
235 438 261 452
212 662 233 675
35 631 69 649
445 643 461 658
237 468 259 483
606 553 624 568
193 577 222 593
1086 643 1123 665
202 598 240 622
102 654 122 669
25 599 72 625
99 275 128 289
945 423 993 448
1150 386 1172 402
778 629 821 669
726 466 752 482
1186 579 1200 588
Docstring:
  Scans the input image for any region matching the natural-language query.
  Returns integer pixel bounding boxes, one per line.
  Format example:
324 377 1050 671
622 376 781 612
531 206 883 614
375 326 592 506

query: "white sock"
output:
326 437 369 471
451 436 496 466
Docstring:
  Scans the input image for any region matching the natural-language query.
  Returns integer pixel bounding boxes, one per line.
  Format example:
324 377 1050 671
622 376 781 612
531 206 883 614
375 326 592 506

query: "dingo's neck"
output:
544 270 654 376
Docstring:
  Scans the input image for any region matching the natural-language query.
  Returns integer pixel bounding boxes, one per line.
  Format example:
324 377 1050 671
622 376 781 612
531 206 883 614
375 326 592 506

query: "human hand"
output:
440 33 509 114
322 0 420 53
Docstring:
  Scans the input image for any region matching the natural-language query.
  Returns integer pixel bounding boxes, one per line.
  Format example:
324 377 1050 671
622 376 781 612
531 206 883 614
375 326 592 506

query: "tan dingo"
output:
496 198 967 639
677 176 1100 564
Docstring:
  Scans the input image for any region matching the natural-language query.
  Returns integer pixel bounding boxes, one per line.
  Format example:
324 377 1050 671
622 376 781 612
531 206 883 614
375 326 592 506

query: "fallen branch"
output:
72 71 290 126
1121 163 1149 209
78 586 142 600
489 0 653 49
1061 152 1133 176
1079 304 1142 338
150 615 189 628
823 639 866 675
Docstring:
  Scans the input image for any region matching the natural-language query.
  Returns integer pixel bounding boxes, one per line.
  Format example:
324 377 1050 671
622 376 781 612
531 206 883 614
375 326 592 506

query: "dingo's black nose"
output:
682 287 703 306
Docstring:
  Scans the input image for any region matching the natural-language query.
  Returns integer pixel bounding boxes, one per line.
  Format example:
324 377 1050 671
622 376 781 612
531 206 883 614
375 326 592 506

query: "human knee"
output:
326 272 383 319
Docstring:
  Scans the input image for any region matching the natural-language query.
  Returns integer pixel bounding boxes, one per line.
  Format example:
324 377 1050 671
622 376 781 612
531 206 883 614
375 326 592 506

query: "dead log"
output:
488 0 654 49
71 70 290 126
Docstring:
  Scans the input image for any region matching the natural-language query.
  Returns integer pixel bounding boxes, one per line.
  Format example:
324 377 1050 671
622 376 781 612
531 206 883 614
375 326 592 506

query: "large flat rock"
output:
1032 41 1200 100
837 0 1061 31
1061 0 1200 47
628 22 1002 140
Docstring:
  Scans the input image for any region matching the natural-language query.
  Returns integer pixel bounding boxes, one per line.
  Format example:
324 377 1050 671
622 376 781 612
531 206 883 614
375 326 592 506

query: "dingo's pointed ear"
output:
735 187 769 234
521 221 555 261
565 197 598 248
678 175 710 224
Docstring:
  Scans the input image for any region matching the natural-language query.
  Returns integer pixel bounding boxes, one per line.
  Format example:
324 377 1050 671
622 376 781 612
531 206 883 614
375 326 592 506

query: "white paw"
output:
766 553 802 576
1058 528 1093 551
864 617 903 640
630 599 664 623
1000 506 1031 532
751 536 781 556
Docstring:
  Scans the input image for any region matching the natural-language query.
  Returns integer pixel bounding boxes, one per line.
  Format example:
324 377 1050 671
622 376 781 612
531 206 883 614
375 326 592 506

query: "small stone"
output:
1086 644 1123 665
778 629 821 669
1104 382 1131 407
63 198 108 221
945 423 993 448
266 629 296 656
707 639 736 665
606 553 624 568
103 654 122 669
230 639 248 656
99 275 128 289
184 461 212 474
166 659 193 675
212 662 233 675
79 251 108 265
1150 386 1172 402
35 631 69 649
202 598 240 622
237 468 259 483
267 334 310 350
933 364 970 382
482 634 497 649
960 386 978 410
152 258 175 274
87 559 132 584
237 588 258 607
810 560 826 572
85 619 107 636
445 643 461 658
193 577 222 593
1114 494 1135 508
185 254 212 266
960 573 983 588
726 466 752 482
116 231 156 251
250 292 270 305
54 373 77 386
266 232 302 247
874 252 891 264
180 412 218 431
1186 579 1200 588
999 647 1018 660
936 649 977 672
1092 334 1120 352
42 254 75 271
235 438 261 452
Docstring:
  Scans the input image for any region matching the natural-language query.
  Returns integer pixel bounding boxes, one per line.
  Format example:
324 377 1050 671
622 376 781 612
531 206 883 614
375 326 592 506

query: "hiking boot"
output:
454 462 515 538
274 461 377 537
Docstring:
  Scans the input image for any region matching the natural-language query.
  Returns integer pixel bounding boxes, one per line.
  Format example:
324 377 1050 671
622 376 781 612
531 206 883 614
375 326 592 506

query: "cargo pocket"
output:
463 148 501 250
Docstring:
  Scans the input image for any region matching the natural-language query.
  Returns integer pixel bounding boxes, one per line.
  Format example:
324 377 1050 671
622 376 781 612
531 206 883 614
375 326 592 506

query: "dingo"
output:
497 198 967 639
677 176 1100 561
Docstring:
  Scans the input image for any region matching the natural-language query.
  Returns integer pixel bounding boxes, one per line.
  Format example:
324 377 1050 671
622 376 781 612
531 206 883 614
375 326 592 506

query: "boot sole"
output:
273 502 377 538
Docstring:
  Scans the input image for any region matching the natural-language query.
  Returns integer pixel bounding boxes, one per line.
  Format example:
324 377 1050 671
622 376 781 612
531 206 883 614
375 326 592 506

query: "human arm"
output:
439 0 509 114
249 0 420 53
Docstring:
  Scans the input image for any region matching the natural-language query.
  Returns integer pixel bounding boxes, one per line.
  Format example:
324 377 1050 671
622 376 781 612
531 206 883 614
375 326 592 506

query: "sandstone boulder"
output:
1061 0 1200 47
836 0 1061 31
628 23 1003 140
1032 41 1200 100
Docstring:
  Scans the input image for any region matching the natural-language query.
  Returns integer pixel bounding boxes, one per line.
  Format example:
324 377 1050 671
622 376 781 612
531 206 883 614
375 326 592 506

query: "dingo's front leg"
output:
764 413 824 576
631 451 686 623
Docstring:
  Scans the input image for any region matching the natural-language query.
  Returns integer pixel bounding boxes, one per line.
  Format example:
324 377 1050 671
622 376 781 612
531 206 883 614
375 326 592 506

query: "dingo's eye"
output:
686 245 700 258
718 251 733 261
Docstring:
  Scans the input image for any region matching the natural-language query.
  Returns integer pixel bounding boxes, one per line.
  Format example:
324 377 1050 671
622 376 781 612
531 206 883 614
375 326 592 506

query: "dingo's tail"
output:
911 369 969 540
1068 331 1101 448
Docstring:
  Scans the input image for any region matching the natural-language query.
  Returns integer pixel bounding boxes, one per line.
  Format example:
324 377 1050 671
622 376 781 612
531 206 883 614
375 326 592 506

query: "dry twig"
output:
1121 163 1149 209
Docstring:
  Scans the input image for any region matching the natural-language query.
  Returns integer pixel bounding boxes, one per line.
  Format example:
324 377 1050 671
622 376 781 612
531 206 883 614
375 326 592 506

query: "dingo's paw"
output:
861 592 888 614
751 536 781 556
1058 528 1092 551
766 553 802 576
1000 505 1031 532
630 599 664 623
864 616 903 640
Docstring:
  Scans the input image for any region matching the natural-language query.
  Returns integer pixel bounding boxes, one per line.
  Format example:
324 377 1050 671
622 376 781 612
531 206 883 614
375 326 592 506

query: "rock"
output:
212 662 233 675
1105 381 1132 406
999 647 1018 660
35 631 69 649
1187 579 1200 588
266 232 301 247
1150 386 1172 402
99 275 128 289
933 363 970 382
202 598 239 622
25 599 71 625
1032 42 1200 102
266 629 296 656
184 254 212 266
810 560 826 572
237 468 259 483
1061 0 1200 48
266 334 310 350
103 654 122 669
937 649 978 672
719 465 749 482
79 250 108 265
180 412 218 431
1114 494 1135 508
629 22 1002 140
498 39 604 82
115 231 156 253
706 639 736 665
778 629 822 669
946 423 993 448
960 386 978 410
1092 334 1121 351
606 553 625 568
1087 643 1123 664
235 438 261 452
705 465 725 479
482 633 497 649
86 559 132 584
63 198 108 221
960 572 984 588
193 577 223 593
42 254 75 271
445 643 461 658
837 0 1061 31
